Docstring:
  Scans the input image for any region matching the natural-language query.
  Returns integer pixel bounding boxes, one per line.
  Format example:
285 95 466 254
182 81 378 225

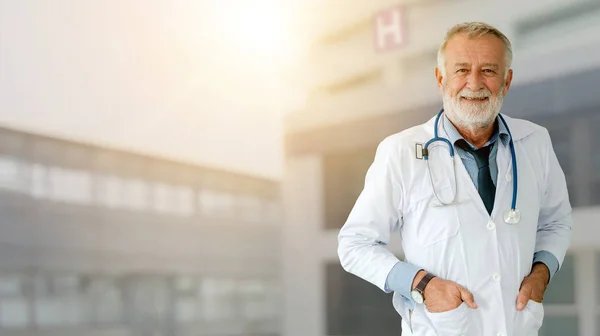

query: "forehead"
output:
444 34 506 65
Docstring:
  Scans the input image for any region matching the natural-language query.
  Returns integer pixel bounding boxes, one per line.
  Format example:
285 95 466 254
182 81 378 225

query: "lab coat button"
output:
487 220 495 230
506 173 512 182
498 333 506 336
493 273 501 282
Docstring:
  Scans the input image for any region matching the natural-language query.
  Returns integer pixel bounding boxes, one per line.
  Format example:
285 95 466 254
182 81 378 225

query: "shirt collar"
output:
442 113 510 150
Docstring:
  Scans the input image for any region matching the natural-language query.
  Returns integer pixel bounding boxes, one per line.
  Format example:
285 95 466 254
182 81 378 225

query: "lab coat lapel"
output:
491 113 536 219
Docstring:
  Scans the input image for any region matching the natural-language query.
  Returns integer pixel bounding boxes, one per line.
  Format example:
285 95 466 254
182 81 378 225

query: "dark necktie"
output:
464 144 496 215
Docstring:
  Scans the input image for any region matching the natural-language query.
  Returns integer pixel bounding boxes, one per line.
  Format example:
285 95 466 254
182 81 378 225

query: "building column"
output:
575 250 596 336
282 154 326 336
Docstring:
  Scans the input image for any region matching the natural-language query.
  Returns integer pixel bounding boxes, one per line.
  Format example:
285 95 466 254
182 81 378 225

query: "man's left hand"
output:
516 263 550 311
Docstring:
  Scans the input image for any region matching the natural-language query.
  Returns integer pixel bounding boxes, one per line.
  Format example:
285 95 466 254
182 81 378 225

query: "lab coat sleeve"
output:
337 138 404 293
535 129 573 269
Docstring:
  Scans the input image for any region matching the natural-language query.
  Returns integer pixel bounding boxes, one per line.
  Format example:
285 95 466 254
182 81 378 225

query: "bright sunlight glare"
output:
213 0 300 68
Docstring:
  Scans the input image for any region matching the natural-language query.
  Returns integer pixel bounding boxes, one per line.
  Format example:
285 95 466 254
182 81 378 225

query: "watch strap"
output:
415 272 436 295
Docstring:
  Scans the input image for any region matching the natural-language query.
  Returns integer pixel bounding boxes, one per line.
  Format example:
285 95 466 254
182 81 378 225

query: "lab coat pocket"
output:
514 300 544 336
425 302 470 335
408 183 460 248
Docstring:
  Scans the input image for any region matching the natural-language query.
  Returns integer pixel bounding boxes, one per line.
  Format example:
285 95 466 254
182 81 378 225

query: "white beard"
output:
442 82 505 131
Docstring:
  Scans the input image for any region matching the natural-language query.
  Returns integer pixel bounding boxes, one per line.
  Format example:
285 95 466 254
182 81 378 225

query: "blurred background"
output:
0 0 598 336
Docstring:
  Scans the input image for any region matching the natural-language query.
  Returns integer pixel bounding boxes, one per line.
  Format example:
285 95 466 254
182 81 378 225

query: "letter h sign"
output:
373 5 406 52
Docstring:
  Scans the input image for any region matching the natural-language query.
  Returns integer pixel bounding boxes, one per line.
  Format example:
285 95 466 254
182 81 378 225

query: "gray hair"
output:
437 22 513 77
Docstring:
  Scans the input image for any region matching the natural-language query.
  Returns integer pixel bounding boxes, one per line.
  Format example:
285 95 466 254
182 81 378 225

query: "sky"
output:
0 0 314 179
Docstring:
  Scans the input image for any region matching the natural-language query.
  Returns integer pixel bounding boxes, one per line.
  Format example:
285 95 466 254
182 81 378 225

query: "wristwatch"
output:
410 272 436 304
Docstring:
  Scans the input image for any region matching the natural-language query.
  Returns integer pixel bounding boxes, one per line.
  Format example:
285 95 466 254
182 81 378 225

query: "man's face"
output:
435 34 513 130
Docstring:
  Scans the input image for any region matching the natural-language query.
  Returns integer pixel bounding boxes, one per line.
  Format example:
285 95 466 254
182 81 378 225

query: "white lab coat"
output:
337 114 572 336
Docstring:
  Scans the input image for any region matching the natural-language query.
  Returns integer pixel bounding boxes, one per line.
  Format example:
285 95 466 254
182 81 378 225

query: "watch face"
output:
410 290 424 304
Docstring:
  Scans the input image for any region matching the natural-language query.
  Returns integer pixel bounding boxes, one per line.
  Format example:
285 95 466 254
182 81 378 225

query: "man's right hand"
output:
423 277 478 312
413 271 478 313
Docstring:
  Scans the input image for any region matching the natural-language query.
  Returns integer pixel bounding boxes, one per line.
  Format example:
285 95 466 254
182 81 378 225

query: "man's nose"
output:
466 71 484 91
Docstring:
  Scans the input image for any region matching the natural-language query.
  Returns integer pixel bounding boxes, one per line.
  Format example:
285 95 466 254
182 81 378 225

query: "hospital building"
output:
282 1 600 335
0 125 283 336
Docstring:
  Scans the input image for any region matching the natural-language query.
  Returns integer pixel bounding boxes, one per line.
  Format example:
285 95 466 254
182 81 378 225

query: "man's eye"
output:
456 69 468 73
483 69 496 73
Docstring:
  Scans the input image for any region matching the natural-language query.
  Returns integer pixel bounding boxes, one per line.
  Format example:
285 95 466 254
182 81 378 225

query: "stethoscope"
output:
422 109 521 224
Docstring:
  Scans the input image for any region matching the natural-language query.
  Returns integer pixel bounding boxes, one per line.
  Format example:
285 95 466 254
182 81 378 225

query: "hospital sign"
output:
373 5 406 52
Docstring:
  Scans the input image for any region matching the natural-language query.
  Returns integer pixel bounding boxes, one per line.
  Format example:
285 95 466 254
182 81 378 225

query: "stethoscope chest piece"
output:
503 209 521 224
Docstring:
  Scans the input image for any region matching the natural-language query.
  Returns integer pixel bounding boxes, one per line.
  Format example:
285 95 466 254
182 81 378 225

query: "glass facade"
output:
0 273 281 333
0 128 282 336
326 262 402 336
323 148 375 230
544 254 576 305
0 146 280 226
540 316 580 336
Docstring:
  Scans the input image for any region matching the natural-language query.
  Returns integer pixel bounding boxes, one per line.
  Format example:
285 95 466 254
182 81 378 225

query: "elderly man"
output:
337 22 572 336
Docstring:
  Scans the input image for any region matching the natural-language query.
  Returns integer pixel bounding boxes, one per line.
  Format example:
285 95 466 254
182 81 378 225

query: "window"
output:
0 156 25 193
238 195 263 223
0 275 21 296
589 117 600 205
265 279 281 319
0 275 29 328
539 316 579 336
96 175 124 209
592 116 600 179
323 148 375 230
198 189 235 217
591 182 600 206
515 1 600 40
0 299 28 328
34 274 87 327
175 297 198 322
174 277 199 323
540 254 578 336
153 183 174 214
547 127 572 177
83 277 124 324
149 184 194 217
172 186 195 217
48 167 92 205
326 263 401 336
127 277 170 328
238 280 268 320
30 163 50 199
597 252 600 306
199 278 236 321
174 276 196 293
544 254 575 304
121 179 148 211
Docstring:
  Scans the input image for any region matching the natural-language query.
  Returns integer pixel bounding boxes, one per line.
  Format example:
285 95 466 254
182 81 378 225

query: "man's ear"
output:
503 69 513 96
435 67 444 89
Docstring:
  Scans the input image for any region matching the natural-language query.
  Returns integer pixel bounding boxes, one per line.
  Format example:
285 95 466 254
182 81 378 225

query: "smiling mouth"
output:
461 97 489 102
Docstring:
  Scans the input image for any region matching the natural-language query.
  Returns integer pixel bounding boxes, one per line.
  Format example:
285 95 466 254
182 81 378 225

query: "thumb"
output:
458 286 478 309
516 284 531 311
